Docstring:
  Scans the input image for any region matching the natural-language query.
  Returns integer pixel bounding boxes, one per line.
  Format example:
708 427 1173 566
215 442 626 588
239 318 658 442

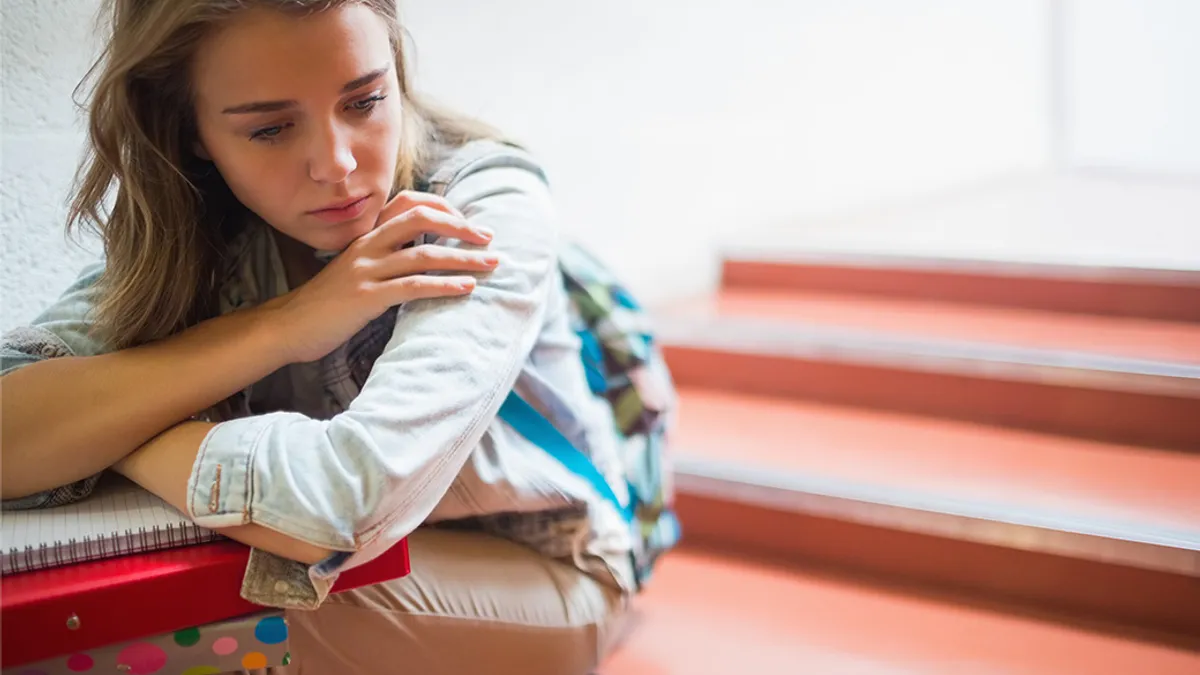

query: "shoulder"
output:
23 259 107 329
421 140 559 255
418 141 561 292
423 140 550 195
1 260 109 375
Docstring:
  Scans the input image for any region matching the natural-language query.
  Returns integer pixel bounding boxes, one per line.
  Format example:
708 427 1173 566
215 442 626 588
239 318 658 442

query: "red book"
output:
0 538 410 668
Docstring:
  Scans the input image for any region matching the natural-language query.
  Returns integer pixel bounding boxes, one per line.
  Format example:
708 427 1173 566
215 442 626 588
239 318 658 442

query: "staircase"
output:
605 252 1200 673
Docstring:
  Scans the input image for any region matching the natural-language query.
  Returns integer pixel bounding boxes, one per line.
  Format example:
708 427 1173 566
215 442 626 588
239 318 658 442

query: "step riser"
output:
663 345 1200 451
675 490 1200 644
722 259 1200 322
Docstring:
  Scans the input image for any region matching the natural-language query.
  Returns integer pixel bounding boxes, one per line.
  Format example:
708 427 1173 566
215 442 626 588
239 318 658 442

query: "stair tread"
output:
673 387 1200 538
605 550 1200 675
663 288 1200 365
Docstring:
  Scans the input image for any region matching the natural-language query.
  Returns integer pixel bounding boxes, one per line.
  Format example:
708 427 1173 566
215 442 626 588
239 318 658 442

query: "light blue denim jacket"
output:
0 141 635 609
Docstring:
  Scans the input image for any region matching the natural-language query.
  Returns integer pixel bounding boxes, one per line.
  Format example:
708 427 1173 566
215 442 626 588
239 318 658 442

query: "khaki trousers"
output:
275 528 629 675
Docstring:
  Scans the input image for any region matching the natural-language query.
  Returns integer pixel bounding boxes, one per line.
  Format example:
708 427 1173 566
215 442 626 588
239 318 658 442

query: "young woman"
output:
0 1 635 672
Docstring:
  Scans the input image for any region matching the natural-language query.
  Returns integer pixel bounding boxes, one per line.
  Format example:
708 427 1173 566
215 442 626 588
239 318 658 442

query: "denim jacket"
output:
0 141 635 609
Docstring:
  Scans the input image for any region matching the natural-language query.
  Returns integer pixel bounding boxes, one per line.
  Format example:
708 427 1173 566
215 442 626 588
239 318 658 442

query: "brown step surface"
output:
669 288 1200 364
667 387 1200 639
656 292 1200 450
603 550 1200 675
720 251 1200 322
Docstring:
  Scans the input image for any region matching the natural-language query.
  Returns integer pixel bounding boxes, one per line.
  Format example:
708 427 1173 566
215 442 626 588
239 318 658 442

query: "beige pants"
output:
275 528 629 675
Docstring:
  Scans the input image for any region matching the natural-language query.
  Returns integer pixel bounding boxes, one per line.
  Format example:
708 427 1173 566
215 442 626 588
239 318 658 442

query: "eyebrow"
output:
220 66 390 115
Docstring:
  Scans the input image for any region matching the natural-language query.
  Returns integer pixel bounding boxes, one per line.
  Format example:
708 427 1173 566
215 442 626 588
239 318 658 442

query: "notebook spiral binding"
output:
4 522 218 574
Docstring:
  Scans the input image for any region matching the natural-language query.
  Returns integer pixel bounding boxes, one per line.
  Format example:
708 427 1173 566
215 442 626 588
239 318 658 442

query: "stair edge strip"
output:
675 457 1200 577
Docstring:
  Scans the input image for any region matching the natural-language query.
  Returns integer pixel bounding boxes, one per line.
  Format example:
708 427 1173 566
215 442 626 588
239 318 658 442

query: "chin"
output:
323 220 375 252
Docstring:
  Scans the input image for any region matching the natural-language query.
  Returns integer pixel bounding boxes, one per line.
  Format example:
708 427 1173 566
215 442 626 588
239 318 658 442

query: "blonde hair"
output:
69 0 504 349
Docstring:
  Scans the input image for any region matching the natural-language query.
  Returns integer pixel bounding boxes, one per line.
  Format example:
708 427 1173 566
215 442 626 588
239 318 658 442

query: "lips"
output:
307 194 371 224
310 195 369 214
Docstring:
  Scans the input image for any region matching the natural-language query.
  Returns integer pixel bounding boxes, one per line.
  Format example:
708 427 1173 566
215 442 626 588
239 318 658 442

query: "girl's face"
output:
191 5 403 253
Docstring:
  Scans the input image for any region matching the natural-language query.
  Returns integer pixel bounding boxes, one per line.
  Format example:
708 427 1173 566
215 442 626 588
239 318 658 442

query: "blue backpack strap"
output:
498 392 635 522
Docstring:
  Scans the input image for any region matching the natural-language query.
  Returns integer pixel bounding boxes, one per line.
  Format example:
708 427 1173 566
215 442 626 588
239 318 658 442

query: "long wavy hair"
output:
69 0 503 350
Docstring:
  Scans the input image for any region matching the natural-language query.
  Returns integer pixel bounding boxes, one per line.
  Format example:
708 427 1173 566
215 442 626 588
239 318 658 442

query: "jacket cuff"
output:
186 416 272 527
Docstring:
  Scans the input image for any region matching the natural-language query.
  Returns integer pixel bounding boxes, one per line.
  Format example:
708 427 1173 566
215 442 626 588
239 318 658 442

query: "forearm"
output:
185 163 558 574
1 305 289 499
114 421 332 565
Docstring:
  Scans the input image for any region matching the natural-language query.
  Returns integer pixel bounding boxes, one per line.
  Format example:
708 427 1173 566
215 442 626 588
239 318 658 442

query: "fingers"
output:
375 244 500 279
376 189 463 224
349 191 497 306
376 274 478 304
368 191 493 250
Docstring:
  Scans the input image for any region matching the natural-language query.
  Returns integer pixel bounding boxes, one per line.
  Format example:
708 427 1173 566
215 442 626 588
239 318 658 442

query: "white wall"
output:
403 0 1052 301
1 0 106 332
1064 0 1200 176
1 0 1051 332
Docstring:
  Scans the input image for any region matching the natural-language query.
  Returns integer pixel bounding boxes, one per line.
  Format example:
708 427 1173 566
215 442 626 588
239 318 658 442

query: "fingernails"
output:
472 226 494 241
482 254 500 265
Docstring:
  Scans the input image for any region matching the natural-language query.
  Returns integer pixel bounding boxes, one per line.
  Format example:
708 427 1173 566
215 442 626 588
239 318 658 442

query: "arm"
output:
1 273 289 500
113 421 332 565
125 147 559 578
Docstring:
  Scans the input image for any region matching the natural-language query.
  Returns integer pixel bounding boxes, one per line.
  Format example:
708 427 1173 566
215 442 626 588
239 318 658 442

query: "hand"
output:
261 191 498 364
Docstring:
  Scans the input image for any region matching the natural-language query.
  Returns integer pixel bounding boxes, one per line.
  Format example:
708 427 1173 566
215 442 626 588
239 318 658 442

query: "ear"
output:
193 139 212 161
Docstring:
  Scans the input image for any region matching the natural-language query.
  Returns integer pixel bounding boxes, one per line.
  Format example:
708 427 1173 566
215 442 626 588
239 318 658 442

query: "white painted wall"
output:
1064 0 1200 176
403 0 1052 301
1 0 107 333
1 0 1051 332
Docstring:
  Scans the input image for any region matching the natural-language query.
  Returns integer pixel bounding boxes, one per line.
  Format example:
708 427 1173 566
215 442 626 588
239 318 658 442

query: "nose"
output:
307 121 357 184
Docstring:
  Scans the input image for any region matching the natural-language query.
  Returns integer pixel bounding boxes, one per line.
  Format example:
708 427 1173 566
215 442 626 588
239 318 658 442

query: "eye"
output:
349 94 387 114
249 123 291 143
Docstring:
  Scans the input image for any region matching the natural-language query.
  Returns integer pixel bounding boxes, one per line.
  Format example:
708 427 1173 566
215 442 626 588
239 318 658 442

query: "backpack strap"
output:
497 392 635 523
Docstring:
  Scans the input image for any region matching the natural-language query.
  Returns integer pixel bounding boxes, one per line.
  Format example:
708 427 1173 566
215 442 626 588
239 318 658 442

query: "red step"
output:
721 252 1200 322
667 387 1200 639
671 288 1200 364
656 290 1200 450
604 550 1200 675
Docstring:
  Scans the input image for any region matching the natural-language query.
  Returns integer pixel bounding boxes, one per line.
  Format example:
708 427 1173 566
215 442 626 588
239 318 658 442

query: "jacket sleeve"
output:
186 146 560 583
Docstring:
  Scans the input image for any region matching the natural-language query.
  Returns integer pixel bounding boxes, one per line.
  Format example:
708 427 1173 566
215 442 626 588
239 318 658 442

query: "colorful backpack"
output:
498 242 681 590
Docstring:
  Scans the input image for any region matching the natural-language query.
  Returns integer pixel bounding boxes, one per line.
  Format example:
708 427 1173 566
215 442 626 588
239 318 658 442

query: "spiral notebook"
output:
0 474 222 574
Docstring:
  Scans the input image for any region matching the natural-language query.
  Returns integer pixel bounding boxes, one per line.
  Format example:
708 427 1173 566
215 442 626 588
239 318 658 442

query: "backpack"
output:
498 242 681 590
